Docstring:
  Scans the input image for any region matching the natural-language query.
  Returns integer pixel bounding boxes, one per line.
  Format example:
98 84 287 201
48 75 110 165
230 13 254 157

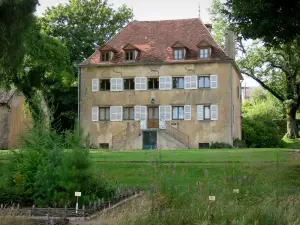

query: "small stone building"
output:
0 91 30 149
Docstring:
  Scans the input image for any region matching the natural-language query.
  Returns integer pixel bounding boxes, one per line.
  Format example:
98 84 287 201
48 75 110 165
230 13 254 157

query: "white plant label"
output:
233 189 239 193
75 192 81 197
209 196 215 201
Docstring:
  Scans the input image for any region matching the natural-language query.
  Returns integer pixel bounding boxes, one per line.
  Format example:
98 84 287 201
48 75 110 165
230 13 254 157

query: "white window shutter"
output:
166 76 172 90
184 76 191 89
191 75 198 89
135 77 141 90
117 106 123 121
159 76 166 90
211 104 218 120
117 78 123 91
141 77 147 90
159 120 166 129
110 78 117 91
184 105 192 120
92 79 99 92
140 120 147 129
141 106 147 120
159 105 165 120
210 75 218 88
166 105 172 121
92 106 99 121
197 105 204 120
134 106 141 120
110 106 117 121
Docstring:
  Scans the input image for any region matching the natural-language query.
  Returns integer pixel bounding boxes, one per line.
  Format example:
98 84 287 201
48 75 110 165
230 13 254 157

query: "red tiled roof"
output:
79 18 231 66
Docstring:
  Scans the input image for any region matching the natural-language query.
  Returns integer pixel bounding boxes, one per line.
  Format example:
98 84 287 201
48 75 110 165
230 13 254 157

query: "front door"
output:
148 107 159 128
143 131 157 150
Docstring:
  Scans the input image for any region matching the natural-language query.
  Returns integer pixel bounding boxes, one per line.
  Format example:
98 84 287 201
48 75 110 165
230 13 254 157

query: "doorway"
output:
147 107 159 128
143 131 157 150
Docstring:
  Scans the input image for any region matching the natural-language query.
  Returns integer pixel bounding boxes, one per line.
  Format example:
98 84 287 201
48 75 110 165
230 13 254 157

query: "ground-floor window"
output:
99 107 110 121
172 106 184 120
199 143 210 149
123 107 134 120
99 143 109 149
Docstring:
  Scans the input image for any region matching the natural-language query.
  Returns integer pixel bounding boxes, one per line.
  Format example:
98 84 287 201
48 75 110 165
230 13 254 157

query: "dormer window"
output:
98 44 117 62
123 43 140 61
126 51 135 61
171 41 187 60
197 41 212 59
101 52 110 61
173 49 184 60
200 48 209 59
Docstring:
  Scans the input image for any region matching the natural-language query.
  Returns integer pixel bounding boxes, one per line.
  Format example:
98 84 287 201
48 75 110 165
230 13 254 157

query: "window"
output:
199 143 210 149
99 107 110 121
100 79 110 91
125 51 135 60
124 79 134 90
173 49 184 60
101 52 109 61
135 77 147 90
124 107 134 120
173 77 184 89
148 78 159 89
184 75 198 89
199 76 210 88
172 106 184 120
110 78 123 91
204 106 211 120
200 48 209 58
99 143 109 149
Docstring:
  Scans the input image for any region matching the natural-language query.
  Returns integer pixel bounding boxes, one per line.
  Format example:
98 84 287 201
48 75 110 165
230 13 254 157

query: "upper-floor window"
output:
101 52 110 61
200 48 209 58
99 107 110 121
126 51 135 61
148 78 159 89
172 106 184 120
199 76 210 88
173 49 184 60
124 78 134 90
173 77 184 89
123 107 134 120
100 79 110 91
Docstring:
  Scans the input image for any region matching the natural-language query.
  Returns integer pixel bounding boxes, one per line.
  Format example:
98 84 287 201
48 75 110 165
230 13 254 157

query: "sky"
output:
36 0 257 86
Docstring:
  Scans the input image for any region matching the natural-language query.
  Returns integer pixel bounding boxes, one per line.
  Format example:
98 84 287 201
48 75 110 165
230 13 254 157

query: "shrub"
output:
0 120 113 207
233 138 247 148
210 142 233 149
242 116 282 148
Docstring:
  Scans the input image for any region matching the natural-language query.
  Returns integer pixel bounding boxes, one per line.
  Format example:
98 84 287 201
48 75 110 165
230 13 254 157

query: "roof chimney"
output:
225 29 236 60
205 24 212 33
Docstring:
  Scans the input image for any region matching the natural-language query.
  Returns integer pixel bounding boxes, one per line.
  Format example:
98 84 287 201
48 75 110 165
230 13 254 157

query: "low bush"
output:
210 142 233 149
233 138 247 148
242 116 282 148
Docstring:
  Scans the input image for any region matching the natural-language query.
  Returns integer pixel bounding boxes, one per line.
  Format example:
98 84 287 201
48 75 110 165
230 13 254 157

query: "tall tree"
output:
40 0 133 131
0 0 39 84
41 0 133 64
209 0 300 138
223 0 300 45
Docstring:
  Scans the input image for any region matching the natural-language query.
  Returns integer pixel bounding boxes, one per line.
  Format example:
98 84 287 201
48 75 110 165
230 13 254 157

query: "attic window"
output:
101 52 110 62
126 51 135 61
173 49 184 60
200 48 209 59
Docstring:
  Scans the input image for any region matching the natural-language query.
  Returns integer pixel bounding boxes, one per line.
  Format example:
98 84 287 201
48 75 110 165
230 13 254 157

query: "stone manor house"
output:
78 18 242 150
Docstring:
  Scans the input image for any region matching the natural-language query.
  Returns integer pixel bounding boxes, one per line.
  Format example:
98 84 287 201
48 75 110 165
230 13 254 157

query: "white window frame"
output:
211 105 218 120
200 48 209 58
197 105 204 121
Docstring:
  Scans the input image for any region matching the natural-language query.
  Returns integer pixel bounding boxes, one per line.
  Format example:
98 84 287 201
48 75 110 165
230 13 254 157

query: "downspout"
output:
230 63 233 144
77 67 81 136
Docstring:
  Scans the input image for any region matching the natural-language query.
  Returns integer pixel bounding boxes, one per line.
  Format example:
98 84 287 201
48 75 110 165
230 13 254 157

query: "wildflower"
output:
141 168 145 174
243 175 247 180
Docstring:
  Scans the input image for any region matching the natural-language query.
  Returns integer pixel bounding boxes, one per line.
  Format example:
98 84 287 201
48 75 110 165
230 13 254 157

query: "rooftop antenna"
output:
198 3 203 23
131 6 134 22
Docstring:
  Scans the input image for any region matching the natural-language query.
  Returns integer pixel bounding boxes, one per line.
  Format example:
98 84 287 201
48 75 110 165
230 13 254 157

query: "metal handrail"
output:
159 119 189 147
112 121 140 149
